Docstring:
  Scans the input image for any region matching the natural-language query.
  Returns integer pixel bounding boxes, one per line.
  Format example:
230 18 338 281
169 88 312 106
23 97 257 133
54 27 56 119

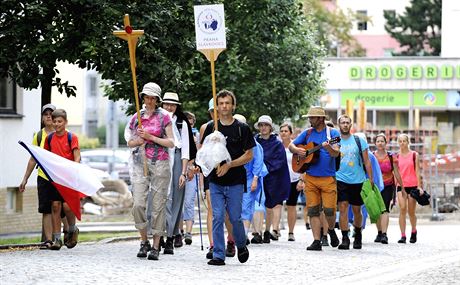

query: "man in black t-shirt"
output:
201 90 255 266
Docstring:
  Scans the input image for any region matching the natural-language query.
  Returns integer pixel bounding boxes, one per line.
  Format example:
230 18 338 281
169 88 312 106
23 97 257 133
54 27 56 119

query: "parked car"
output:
81 149 130 185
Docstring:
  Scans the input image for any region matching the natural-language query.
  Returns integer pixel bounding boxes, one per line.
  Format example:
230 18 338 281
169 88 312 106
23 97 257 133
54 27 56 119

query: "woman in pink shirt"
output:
373 134 404 244
396 134 423 244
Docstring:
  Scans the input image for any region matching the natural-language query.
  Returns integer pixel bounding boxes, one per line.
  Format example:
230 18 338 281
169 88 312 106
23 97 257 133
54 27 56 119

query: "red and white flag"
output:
19 141 104 220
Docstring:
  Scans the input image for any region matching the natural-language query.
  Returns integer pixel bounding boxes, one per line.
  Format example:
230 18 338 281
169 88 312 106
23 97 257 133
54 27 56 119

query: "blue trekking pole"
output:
195 174 204 250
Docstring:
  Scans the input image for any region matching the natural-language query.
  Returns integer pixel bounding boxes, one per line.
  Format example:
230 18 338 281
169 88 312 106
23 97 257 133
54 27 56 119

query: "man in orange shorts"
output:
289 106 341 251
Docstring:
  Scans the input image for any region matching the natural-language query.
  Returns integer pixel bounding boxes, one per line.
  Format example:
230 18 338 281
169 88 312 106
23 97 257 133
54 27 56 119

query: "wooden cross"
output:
113 15 147 175
113 14 144 127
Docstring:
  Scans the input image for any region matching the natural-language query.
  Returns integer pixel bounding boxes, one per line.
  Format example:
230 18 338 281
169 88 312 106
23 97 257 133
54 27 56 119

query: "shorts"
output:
381 184 395 213
337 181 364 206
37 176 64 213
397 186 416 195
305 174 337 211
286 181 301 206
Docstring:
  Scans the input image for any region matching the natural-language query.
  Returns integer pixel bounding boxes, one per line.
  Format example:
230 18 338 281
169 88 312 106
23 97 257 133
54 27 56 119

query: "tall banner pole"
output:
113 15 148 175
194 4 227 131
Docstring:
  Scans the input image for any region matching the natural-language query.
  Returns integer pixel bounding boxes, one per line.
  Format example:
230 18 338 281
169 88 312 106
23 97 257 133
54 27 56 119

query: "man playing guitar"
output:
288 106 341 251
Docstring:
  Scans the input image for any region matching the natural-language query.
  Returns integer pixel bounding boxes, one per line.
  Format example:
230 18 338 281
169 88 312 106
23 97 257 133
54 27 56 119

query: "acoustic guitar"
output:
292 137 341 173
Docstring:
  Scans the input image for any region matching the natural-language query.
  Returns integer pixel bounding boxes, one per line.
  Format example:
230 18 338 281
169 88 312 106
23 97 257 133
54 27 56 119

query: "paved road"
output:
1 218 460 285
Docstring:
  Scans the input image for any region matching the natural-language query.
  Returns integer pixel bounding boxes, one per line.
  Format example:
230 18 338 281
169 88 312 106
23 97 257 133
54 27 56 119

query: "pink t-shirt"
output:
375 152 397 186
397 151 418 187
128 108 171 161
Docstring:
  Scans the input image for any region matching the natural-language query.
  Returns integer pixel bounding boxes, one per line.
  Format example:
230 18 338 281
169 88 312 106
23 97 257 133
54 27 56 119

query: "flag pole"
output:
113 15 148 176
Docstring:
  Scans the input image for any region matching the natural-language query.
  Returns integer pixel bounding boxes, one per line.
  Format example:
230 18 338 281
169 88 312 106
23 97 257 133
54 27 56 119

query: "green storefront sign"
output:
350 64 460 80
413 91 447 107
341 91 409 107
340 90 447 107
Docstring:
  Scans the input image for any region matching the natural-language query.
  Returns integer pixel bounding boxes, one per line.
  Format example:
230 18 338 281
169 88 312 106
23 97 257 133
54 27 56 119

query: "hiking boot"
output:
321 235 329 247
381 233 388 244
50 238 63 250
353 228 362 249
206 246 214 259
163 237 174 254
174 234 183 248
328 229 340 248
306 240 322 251
338 236 350 250
66 228 79 249
147 248 159 260
226 241 235 257
374 233 383 243
237 246 249 263
270 231 279 241
63 231 69 246
306 223 311 230
184 233 192 245
251 233 263 244
398 236 407 244
263 231 271 243
410 231 417 243
137 240 152 258
208 258 225 266
288 233 295 242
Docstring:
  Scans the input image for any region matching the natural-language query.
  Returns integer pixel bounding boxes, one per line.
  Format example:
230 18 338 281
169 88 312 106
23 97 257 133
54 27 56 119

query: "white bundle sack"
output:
196 131 231 177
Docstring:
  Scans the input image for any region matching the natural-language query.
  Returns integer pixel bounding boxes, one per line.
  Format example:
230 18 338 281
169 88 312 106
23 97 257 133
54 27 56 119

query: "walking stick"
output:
195 174 204 250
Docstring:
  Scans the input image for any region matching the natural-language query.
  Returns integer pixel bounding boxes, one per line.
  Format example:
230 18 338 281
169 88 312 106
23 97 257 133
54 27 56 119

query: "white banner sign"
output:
194 4 226 50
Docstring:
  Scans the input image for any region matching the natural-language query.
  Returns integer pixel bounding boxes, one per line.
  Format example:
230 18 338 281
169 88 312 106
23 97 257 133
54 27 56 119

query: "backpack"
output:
47 131 73 153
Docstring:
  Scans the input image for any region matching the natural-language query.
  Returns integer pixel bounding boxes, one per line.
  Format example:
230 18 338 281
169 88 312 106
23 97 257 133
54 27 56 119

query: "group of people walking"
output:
21 82 424 265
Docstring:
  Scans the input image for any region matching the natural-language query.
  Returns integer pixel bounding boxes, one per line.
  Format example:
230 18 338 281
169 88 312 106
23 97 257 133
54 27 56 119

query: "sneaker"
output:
270 231 279 241
137 240 152 258
374 233 383 243
321 235 329 247
174 234 183 248
273 229 281 238
288 233 295 241
410 231 417 243
328 229 340 248
147 248 159 260
306 240 322 251
39 240 53 250
398 236 407 244
66 228 79 249
208 258 225 266
163 238 174 254
263 231 271 243
63 231 69 246
206 246 214 259
184 233 192 245
50 238 63 250
251 233 263 244
306 223 311 230
381 233 388 244
353 228 362 249
338 236 350 250
226 241 235 257
237 246 249 263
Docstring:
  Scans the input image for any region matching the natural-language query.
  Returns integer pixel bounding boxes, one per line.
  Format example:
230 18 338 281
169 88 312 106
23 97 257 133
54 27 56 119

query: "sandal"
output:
39 240 53 250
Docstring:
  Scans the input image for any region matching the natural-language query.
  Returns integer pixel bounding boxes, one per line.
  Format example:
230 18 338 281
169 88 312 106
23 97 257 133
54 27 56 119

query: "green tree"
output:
303 0 365 57
1 0 325 125
384 0 441 56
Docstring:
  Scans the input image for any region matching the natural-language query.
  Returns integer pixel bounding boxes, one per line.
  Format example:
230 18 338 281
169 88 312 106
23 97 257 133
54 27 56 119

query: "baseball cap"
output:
41 103 56 114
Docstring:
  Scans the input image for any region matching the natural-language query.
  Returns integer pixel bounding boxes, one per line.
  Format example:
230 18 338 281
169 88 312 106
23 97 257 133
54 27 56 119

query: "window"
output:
357 10 368 31
89 76 98 97
0 76 16 114
6 188 23 213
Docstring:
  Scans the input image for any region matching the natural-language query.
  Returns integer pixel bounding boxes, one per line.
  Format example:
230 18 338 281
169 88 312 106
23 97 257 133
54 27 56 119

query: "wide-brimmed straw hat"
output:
302 106 326 118
162 92 181 105
140 82 162 101
254 115 273 130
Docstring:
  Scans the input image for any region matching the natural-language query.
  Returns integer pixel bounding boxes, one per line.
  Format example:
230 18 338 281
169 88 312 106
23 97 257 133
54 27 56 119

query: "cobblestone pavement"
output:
1 219 459 285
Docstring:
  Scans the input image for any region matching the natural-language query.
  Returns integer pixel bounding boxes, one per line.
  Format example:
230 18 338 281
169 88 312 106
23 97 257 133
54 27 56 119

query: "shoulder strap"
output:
37 129 43 146
326 126 331 140
304 128 313 143
67 131 72 150
388 151 394 171
47 133 54 152
412 151 416 171
354 135 366 173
